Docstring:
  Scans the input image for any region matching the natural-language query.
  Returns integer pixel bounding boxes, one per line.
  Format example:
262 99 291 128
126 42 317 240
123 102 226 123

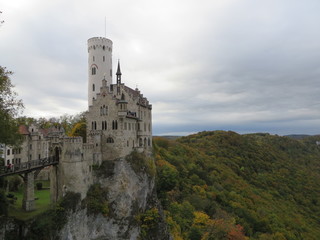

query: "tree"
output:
0 66 24 146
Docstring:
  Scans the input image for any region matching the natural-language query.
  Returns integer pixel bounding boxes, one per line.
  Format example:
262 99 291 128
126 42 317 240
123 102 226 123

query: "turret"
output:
87 37 113 106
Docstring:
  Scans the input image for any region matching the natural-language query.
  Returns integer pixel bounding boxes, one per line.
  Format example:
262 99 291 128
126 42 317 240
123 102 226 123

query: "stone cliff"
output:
0 152 172 240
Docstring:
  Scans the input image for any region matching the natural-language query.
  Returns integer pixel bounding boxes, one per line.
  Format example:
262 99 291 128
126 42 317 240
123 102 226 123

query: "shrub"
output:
126 151 156 178
8 175 22 192
36 182 43 190
83 184 109 216
136 207 160 238
59 192 81 212
0 190 8 216
26 192 80 239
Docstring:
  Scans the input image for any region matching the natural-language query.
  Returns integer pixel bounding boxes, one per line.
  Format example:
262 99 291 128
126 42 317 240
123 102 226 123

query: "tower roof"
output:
116 60 122 76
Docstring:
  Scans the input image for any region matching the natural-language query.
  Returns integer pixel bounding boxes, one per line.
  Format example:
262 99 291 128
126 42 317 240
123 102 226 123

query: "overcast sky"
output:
1 0 320 135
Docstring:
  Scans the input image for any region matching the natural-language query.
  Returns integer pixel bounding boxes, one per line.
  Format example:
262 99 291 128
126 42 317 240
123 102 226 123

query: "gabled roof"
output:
18 125 29 135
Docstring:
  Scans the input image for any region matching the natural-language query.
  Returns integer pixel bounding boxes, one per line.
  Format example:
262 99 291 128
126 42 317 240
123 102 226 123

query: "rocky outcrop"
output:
59 154 171 240
0 153 171 240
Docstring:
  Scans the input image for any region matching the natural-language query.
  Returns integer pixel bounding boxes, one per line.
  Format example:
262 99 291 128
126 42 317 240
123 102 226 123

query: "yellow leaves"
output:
165 214 183 240
156 159 176 169
193 211 210 227
192 185 207 197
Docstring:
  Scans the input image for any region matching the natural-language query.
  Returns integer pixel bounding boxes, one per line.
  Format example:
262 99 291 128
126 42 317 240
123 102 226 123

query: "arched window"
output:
106 137 114 143
103 45 105 50
115 120 118 130
92 67 96 75
102 105 108 115
94 121 97 130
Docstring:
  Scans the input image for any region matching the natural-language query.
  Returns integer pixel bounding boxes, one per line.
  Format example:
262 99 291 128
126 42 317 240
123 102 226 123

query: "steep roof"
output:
18 125 29 135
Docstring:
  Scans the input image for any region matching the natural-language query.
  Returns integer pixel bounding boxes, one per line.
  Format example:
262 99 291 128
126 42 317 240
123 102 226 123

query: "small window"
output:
93 56 95 61
103 56 105 62
92 84 95 91
107 137 114 143
110 69 112 77
92 67 96 75
103 46 105 50
7 149 10 155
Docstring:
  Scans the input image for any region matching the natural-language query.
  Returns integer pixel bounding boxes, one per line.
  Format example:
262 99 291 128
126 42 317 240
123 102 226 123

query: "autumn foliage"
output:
153 131 320 240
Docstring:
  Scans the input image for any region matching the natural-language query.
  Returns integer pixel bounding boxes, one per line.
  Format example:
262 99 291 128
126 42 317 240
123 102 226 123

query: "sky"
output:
1 0 320 136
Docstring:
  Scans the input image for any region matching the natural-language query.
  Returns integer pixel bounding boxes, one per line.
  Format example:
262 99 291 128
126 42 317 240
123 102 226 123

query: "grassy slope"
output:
154 131 320 240
7 180 51 221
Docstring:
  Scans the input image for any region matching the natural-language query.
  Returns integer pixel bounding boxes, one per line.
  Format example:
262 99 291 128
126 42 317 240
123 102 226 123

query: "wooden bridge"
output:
0 156 59 177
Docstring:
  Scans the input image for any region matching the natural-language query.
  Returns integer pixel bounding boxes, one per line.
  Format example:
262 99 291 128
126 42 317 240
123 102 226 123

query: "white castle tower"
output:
87 37 113 106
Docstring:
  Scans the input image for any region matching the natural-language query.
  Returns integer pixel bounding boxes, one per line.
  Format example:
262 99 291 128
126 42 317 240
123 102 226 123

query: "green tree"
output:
0 66 24 146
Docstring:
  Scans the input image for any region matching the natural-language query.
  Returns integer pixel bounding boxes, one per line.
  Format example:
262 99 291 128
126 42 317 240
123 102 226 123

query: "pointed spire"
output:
116 60 122 76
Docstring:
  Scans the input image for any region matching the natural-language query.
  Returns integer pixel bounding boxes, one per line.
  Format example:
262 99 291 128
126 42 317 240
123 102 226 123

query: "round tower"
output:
87 37 113 106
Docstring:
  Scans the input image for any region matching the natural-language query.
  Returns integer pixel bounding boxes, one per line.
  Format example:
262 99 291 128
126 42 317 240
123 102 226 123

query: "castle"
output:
3 37 152 209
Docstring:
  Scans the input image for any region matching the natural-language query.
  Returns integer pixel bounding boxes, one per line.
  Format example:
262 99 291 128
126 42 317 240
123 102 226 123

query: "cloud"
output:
1 0 320 135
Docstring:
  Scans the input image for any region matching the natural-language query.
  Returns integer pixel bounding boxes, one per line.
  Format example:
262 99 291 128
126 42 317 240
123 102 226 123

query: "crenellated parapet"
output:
62 137 83 143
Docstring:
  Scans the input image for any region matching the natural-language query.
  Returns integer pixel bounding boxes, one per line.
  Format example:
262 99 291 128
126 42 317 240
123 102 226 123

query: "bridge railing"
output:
0 156 58 177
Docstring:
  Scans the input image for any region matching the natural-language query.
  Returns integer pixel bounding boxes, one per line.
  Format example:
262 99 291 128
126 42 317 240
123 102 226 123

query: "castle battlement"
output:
63 137 83 143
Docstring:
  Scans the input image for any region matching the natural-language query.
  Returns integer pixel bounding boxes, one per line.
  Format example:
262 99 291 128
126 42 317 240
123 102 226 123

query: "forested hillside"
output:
153 131 320 240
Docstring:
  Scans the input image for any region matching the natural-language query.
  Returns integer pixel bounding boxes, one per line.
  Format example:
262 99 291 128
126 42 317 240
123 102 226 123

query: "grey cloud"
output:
1 0 320 135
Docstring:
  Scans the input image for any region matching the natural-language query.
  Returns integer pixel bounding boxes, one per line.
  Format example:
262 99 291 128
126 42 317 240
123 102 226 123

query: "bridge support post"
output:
22 172 35 211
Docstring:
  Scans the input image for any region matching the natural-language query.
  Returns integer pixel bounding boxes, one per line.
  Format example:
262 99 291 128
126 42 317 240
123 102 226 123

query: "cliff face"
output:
0 153 171 240
59 154 171 240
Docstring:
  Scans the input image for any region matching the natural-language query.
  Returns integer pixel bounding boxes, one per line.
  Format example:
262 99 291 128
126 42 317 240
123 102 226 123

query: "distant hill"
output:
284 134 311 139
154 135 181 140
153 131 320 240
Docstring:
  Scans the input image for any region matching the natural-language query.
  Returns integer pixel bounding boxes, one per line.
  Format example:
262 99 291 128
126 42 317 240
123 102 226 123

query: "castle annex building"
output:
3 37 152 209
